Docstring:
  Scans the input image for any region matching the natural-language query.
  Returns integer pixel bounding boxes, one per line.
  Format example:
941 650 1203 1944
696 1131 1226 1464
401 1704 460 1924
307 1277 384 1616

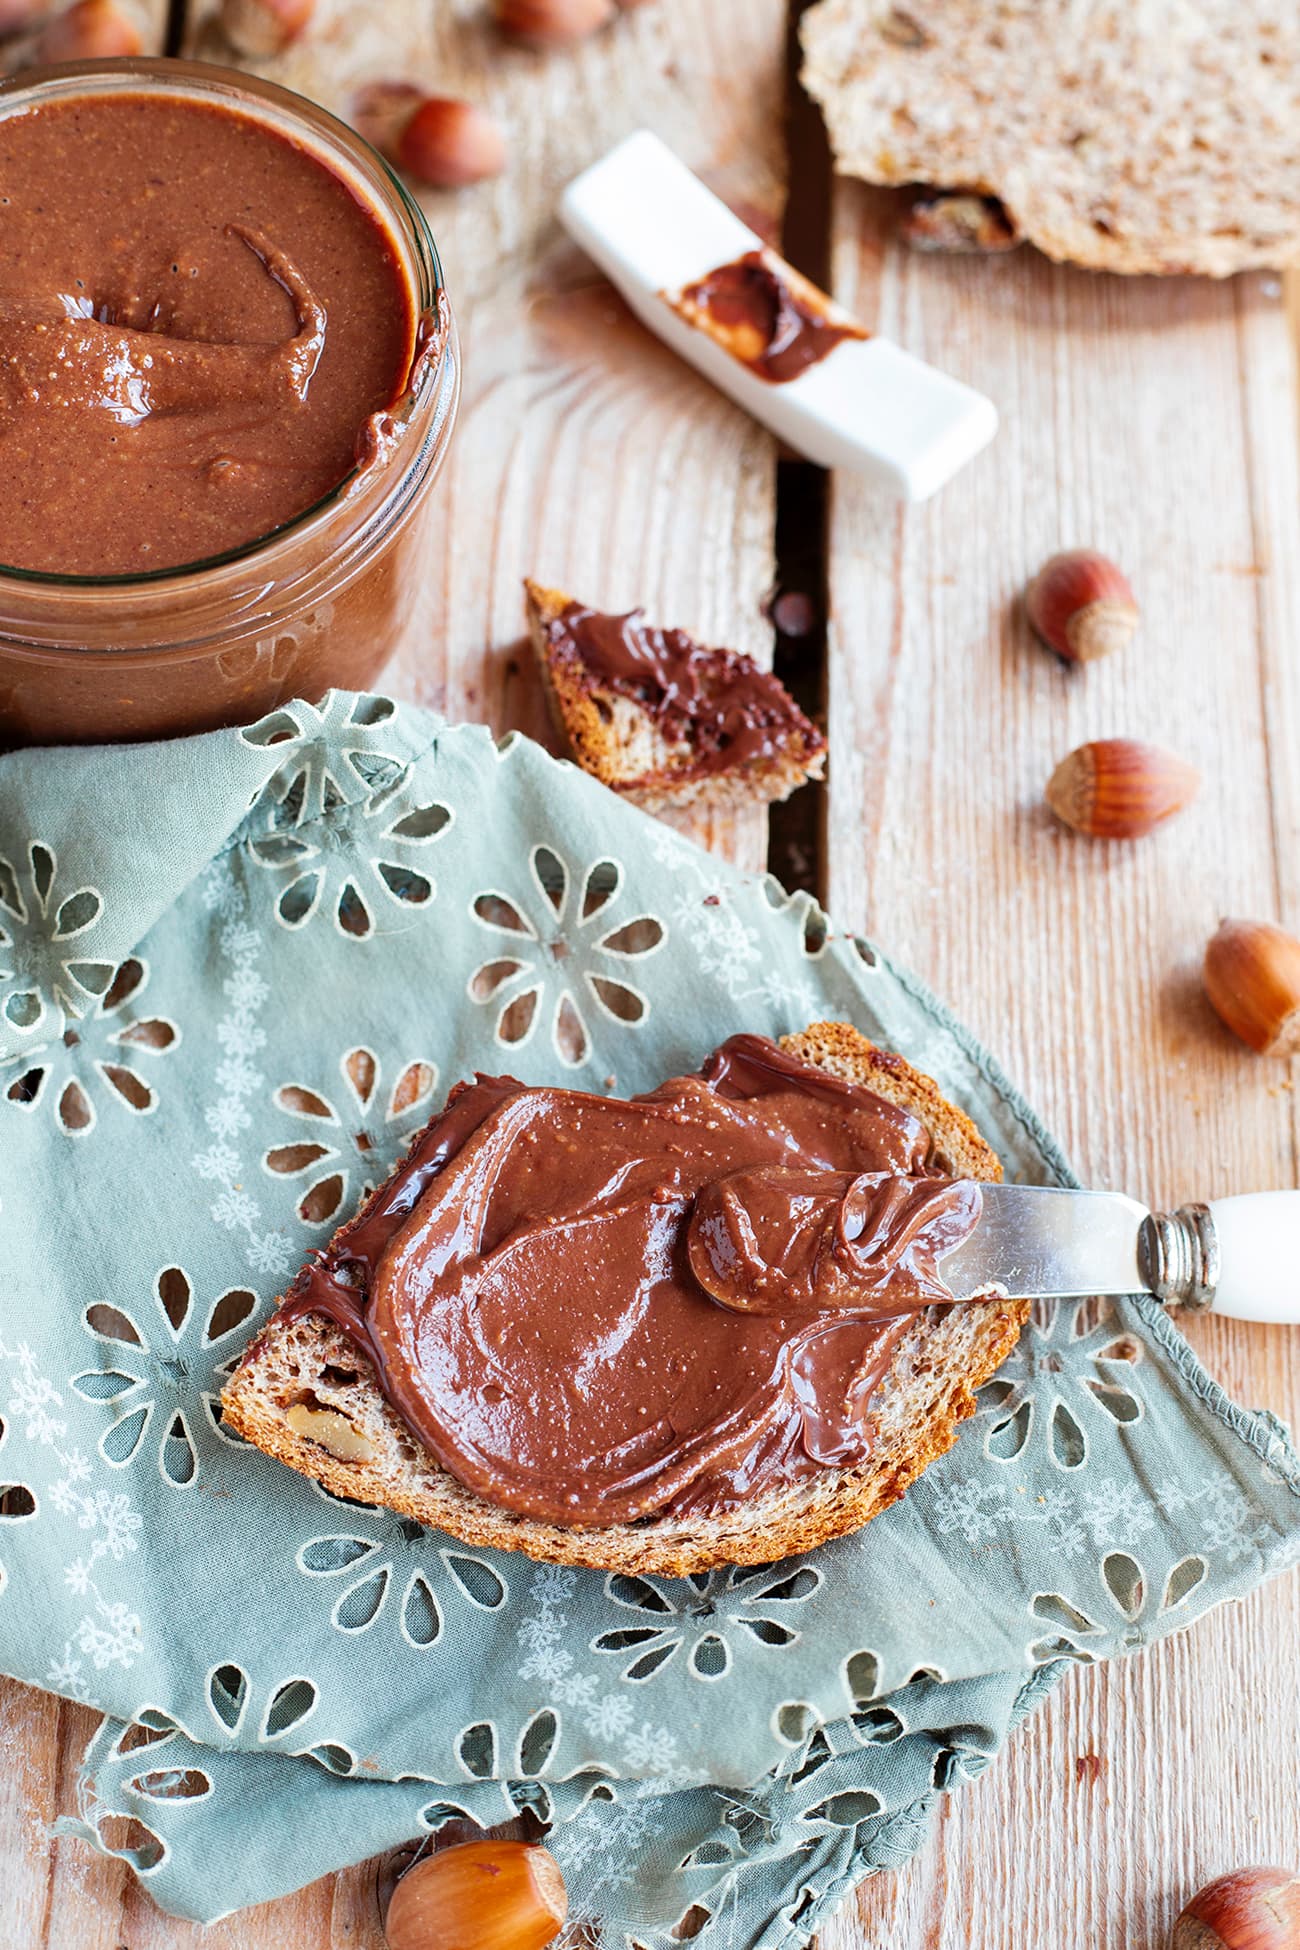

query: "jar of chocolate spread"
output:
0 59 459 746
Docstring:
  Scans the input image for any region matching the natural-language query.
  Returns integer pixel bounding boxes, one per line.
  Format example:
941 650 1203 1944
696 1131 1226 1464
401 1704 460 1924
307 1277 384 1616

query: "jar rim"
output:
0 56 450 592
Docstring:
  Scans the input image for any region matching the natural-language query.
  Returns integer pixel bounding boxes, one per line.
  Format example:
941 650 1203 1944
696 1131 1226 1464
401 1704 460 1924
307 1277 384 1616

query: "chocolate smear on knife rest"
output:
279 1035 980 1528
670 249 868 383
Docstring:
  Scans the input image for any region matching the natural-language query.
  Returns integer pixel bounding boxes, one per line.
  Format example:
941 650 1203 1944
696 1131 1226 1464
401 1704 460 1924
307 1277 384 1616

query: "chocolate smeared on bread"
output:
525 579 826 813
222 1025 1027 1573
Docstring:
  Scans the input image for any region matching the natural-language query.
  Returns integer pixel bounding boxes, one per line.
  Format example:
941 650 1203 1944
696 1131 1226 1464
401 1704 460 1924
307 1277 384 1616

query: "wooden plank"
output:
183 0 789 870
819 177 1300 1949
8 3 792 1945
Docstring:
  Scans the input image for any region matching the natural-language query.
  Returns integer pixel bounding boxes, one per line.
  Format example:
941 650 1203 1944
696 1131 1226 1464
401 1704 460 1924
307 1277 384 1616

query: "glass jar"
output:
0 58 459 747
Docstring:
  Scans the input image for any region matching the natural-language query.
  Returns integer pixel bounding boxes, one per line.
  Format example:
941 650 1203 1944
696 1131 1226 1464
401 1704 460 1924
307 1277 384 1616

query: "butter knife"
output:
940 1187 1300 1323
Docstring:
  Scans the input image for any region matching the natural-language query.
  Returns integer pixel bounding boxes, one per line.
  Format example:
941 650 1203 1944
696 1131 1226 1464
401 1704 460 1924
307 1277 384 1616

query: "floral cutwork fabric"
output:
0 695 1295 1943
4 956 180 1138
468 844 665 1067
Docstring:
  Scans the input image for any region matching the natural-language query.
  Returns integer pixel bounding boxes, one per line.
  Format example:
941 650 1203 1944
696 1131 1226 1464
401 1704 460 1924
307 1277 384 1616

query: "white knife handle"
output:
1206 1194 1300 1323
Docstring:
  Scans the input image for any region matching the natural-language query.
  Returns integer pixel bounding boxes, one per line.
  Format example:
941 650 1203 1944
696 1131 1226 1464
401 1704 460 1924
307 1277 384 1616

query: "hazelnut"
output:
34 0 141 57
384 1840 567 1950
219 0 315 57
0 0 51 35
1026 549 1139 663
901 191 1020 254
392 96 507 189
1204 920 1300 1057
1171 1866 1300 1949
1045 738 1199 839
493 0 617 46
286 1402 377 1464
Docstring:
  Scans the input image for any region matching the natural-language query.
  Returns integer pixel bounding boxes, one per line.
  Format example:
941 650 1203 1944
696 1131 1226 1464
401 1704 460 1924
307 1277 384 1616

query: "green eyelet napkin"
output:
1 691 1296 1944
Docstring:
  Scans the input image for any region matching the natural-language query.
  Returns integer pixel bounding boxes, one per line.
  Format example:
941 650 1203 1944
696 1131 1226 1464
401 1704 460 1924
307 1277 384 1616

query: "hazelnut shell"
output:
35 0 142 58
384 1840 567 1950
1027 549 1139 664
1171 1866 1300 1950
493 0 616 45
220 0 315 57
1045 738 1199 839
394 97 508 189
1204 921 1300 1057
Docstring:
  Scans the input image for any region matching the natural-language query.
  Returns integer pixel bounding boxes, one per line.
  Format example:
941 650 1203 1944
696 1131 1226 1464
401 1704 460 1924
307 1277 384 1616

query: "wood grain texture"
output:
6 8 1300 1948
184 0 788 869
2 2 788 1945
819 182 1300 1949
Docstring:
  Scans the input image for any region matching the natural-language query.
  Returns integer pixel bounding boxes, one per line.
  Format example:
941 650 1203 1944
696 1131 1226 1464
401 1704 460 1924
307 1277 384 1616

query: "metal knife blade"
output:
939 1184 1152 1302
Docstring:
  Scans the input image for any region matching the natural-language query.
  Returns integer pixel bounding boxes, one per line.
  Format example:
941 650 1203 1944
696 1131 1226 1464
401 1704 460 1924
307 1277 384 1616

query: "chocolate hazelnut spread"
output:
539 599 823 779
0 90 417 575
280 1034 981 1527
672 250 868 384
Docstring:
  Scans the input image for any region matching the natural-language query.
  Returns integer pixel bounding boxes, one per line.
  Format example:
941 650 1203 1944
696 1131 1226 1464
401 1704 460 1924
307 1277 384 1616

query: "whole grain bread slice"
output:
222 1024 1026 1574
525 579 826 816
801 0 1300 277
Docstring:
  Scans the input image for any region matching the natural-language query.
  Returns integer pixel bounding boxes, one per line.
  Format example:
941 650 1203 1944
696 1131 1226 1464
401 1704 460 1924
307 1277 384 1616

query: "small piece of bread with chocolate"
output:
525 578 826 813
221 1023 1027 1575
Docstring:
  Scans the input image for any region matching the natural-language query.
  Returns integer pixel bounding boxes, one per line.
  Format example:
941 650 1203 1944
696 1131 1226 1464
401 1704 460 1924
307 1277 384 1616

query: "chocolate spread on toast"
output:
278 1035 980 1527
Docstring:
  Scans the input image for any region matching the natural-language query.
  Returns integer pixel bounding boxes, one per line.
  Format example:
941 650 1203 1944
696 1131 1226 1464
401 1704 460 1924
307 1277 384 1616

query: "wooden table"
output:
5 2 1299 1945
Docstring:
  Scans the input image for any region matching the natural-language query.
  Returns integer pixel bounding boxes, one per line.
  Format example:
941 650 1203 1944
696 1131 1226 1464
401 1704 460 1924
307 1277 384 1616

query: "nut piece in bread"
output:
221 1023 1027 1575
802 0 1300 277
524 578 826 815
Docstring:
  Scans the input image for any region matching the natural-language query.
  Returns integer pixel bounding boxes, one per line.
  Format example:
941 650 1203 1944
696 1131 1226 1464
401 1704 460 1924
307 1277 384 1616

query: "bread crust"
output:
524 579 826 814
221 1023 1027 1574
801 0 1300 278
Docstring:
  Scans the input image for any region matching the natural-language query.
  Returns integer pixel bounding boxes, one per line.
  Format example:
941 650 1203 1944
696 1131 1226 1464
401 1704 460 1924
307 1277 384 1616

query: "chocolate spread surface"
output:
0 92 416 575
540 599 823 780
281 1035 981 1527
672 250 867 384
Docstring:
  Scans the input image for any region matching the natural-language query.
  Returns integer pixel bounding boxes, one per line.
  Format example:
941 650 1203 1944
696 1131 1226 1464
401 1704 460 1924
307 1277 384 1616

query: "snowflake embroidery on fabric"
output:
246 776 452 941
191 884 291 1277
0 840 111 1046
468 845 664 1066
69 1265 259 1487
3 956 179 1139
51 1593 144 1683
930 1465 1180 1560
513 1565 715 1778
241 690 413 824
59 1488 142 1565
0 1338 145 1709
45 1647 93 1703
1079 1475 1159 1549
550 1776 680 1908
6 1364 67 1447
1154 1471 1275 1567
645 826 818 1023
976 1296 1146 1472
262 1043 438 1232
927 1476 1086 1559
671 887 763 1001
591 1565 824 1684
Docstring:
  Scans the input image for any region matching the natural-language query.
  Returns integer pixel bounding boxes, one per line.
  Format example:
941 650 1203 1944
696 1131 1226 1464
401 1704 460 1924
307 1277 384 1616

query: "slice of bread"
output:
221 1024 1027 1575
801 0 1300 277
524 579 826 815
